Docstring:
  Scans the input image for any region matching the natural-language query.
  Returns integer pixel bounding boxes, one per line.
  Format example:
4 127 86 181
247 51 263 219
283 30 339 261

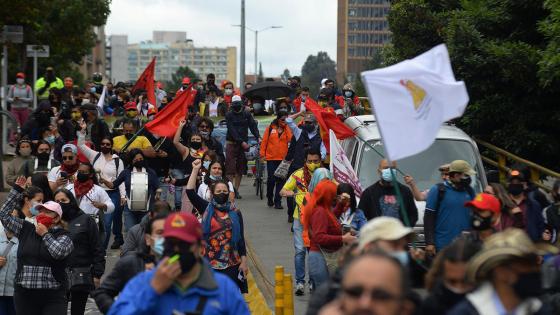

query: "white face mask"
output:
224 88 233 96
16 78 25 85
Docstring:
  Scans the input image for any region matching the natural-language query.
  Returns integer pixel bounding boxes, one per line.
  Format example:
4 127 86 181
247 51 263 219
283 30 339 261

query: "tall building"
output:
153 31 187 44
337 0 391 84
78 25 107 81
108 35 129 82
127 40 237 85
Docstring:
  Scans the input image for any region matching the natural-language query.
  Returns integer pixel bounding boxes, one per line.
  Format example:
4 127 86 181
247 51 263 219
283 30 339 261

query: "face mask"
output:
512 271 542 299
301 96 306 102
30 202 40 216
199 130 210 138
163 241 198 274
16 78 25 85
36 213 55 228
306 162 321 173
203 161 211 169
100 147 112 154
508 183 524 196
390 251 409 266
381 168 396 182
224 88 233 96
76 172 91 183
213 193 229 205
344 91 353 98
232 103 243 112
471 212 493 230
37 152 50 161
290 82 298 88
19 147 32 157
461 176 472 187
90 87 97 93
303 123 316 133
45 135 55 144
190 141 202 150
82 99 90 104
71 112 82 121
133 160 145 169
441 282 466 304
209 174 221 181
152 237 164 257
124 133 133 140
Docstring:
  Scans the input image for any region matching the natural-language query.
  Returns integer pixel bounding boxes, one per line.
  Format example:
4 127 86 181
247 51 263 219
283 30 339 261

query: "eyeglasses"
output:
343 286 400 302
62 156 75 161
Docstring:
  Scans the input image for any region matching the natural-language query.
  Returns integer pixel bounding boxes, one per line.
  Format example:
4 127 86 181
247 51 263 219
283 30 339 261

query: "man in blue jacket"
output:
108 212 250 315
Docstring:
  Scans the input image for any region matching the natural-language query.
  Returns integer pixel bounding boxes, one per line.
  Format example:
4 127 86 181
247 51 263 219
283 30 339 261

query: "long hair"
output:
302 180 338 232
31 173 54 202
489 183 516 212
17 186 44 219
337 183 357 214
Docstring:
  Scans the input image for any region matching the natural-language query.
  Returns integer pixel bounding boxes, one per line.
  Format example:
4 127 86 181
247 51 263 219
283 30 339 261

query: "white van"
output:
342 115 487 245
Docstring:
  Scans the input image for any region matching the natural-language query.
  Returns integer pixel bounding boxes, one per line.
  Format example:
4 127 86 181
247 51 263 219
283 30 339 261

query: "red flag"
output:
305 99 355 151
131 57 157 110
144 86 196 138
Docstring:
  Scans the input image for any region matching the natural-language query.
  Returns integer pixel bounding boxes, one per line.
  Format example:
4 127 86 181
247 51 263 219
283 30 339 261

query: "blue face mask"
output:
90 87 97 93
203 161 211 169
45 135 55 144
209 174 222 181
30 202 40 216
391 251 409 266
152 237 164 257
381 168 396 182
344 91 353 98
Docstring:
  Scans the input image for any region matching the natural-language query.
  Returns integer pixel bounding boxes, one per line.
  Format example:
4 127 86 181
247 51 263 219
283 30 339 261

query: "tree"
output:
0 0 111 81
301 52 336 96
166 66 199 92
384 0 560 169
257 62 264 83
280 68 291 83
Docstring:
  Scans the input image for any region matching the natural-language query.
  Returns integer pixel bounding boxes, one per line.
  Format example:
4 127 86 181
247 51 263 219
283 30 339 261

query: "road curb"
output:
245 239 275 314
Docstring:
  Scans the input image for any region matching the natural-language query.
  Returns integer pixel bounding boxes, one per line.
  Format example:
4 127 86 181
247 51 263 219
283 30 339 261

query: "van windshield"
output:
358 139 484 193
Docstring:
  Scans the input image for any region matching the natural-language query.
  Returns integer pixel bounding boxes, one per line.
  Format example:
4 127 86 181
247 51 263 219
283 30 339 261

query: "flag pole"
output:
120 126 145 153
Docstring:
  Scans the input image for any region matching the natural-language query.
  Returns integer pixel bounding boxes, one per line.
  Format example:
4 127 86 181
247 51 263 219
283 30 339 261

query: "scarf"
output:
60 163 79 176
203 200 241 246
74 179 94 200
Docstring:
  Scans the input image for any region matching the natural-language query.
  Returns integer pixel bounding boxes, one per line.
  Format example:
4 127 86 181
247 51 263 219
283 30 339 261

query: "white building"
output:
108 35 129 83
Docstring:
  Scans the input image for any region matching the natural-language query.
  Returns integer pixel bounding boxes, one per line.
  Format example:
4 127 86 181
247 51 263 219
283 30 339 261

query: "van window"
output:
358 139 484 193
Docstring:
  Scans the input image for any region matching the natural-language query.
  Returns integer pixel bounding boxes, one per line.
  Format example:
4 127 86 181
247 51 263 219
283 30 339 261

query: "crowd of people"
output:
0 66 559 315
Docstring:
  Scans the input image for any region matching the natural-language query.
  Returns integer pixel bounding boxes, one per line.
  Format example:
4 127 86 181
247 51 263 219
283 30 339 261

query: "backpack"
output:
92 153 120 173
434 182 475 211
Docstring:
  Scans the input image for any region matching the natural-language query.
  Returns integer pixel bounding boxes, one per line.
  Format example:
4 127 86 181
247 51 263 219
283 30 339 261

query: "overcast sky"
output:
106 0 337 83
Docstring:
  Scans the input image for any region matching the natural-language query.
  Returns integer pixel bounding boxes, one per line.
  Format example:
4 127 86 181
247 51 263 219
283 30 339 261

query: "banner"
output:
306 98 355 151
329 129 362 197
96 85 106 113
131 57 157 110
144 85 196 138
361 44 469 161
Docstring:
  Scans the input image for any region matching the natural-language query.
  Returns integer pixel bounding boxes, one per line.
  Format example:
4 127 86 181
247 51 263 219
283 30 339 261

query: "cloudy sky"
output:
106 0 338 83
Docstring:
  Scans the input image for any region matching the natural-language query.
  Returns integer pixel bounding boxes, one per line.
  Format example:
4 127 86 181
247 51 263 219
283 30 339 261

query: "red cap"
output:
465 193 501 213
182 77 191 85
162 213 202 243
16 72 25 78
124 102 137 110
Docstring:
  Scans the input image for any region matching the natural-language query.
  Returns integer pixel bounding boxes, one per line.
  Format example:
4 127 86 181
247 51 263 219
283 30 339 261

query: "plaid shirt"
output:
0 187 74 289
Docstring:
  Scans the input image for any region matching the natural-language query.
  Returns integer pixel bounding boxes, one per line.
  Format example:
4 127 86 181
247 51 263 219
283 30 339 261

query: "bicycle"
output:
254 157 264 200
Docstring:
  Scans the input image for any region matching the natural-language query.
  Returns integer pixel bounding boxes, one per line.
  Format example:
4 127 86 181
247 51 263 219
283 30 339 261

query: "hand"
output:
241 142 250 150
0 256 6 267
93 277 101 288
192 159 202 170
120 197 127 206
56 176 68 187
36 223 49 237
425 245 436 257
342 232 357 244
239 260 249 278
404 175 415 186
15 176 27 189
92 201 106 210
409 248 426 262
78 120 87 134
511 207 522 214
280 190 294 198
150 257 182 294
156 150 168 158
178 120 186 127
543 230 552 242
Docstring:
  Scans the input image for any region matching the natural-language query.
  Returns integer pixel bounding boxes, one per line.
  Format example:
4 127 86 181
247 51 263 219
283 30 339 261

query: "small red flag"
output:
305 99 355 151
144 86 196 138
131 57 157 110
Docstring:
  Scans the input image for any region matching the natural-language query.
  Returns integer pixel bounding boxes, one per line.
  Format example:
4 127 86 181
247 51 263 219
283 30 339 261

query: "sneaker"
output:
295 283 305 296
110 241 123 250
267 199 274 207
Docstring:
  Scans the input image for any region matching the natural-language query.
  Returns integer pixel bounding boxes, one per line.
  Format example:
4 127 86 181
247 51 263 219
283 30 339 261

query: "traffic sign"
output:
26 45 49 58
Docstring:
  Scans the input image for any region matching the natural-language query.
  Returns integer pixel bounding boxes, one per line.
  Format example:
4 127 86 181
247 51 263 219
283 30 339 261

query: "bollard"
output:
274 266 285 315
283 274 294 315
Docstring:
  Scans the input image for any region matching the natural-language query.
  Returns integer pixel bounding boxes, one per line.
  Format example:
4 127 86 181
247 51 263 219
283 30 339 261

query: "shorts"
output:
226 143 247 176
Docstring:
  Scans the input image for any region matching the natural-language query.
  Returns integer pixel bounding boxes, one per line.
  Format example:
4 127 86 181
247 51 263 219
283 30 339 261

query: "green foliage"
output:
385 0 560 169
166 66 199 92
1 0 111 80
301 51 336 96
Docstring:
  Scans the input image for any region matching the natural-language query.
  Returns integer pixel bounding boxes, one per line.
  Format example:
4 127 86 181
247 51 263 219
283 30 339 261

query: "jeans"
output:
0 296 15 315
158 176 170 203
69 290 89 315
308 251 329 289
266 160 285 206
293 219 306 285
123 205 147 231
14 286 67 315
170 169 185 210
104 189 124 248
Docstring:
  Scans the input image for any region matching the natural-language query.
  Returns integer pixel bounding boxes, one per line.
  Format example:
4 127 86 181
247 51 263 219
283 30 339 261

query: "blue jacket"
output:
108 263 250 315
0 224 18 296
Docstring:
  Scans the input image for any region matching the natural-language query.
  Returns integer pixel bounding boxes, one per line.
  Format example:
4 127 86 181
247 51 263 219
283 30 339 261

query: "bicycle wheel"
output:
258 160 264 200
255 159 261 196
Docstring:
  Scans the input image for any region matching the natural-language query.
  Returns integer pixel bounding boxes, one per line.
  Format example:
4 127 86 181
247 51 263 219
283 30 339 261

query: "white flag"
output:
361 44 469 161
329 130 363 197
96 85 107 114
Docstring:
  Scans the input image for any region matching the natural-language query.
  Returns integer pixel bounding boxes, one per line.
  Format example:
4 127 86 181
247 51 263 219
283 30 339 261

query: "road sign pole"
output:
1 44 8 155
33 54 37 109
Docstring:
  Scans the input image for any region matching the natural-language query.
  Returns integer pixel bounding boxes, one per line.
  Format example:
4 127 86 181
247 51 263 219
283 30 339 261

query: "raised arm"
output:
0 178 26 236
173 120 189 157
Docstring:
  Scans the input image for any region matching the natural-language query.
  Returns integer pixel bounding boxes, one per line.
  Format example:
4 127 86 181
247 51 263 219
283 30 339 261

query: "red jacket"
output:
309 205 342 252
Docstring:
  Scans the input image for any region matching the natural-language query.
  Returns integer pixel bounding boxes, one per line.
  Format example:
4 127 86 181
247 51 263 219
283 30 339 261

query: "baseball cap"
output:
465 193 501 214
508 169 526 181
124 102 137 110
162 213 202 243
46 66 54 71
61 143 78 155
448 160 476 175
182 77 191 85
36 201 63 218
232 95 242 103
358 217 414 250
16 72 25 78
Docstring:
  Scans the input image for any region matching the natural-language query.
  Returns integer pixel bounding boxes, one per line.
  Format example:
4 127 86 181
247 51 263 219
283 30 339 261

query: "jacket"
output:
66 210 105 278
524 191 546 242
7 84 33 108
92 252 148 314
107 263 250 315
18 157 60 177
225 110 259 144
120 214 150 257
35 76 63 99
358 181 418 226
6 155 31 187
260 122 292 161
309 205 342 252
0 224 18 296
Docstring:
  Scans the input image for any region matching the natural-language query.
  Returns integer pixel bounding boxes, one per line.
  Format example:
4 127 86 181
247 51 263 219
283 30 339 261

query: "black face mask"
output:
60 202 79 221
471 212 493 230
100 147 112 154
231 103 243 113
124 133 133 140
508 183 524 196
513 271 542 299
76 173 91 183
37 152 50 161
461 176 472 187
133 160 145 169
303 123 316 133
190 141 202 150
439 282 466 307
37 112 51 124
213 193 229 205
163 241 198 274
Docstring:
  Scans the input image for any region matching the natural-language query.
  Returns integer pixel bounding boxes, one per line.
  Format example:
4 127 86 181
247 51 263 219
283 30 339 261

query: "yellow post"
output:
530 167 540 184
274 266 285 315
498 154 507 184
283 274 294 315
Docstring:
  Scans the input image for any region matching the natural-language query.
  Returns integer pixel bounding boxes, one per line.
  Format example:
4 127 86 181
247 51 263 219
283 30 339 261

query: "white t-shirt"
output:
208 99 219 117
197 181 234 202
65 183 115 215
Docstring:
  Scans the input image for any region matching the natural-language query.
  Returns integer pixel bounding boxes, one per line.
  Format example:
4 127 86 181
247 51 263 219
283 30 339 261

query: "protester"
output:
47 143 80 192
196 160 235 203
107 212 250 315
339 83 364 119
334 183 367 235
0 209 19 315
0 177 73 315
293 86 310 112
93 212 168 314
30 173 54 203
137 93 156 121
7 72 33 137
54 188 105 315
112 102 141 136
507 169 545 241
543 179 560 244
120 201 171 256
260 110 292 209
225 95 260 198
197 117 224 161
6 139 33 187
35 66 63 100
404 163 450 202
422 238 480 315
112 119 156 158
484 182 524 230
18 140 59 177
465 192 504 242
424 160 476 255
80 103 111 148
20 101 53 141
449 228 557 315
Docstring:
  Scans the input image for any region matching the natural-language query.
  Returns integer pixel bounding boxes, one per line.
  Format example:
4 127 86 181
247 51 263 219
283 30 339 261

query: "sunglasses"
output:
343 286 400 302
62 156 75 161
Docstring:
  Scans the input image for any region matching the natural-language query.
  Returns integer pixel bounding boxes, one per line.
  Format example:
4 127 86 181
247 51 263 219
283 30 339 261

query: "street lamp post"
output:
233 25 282 81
